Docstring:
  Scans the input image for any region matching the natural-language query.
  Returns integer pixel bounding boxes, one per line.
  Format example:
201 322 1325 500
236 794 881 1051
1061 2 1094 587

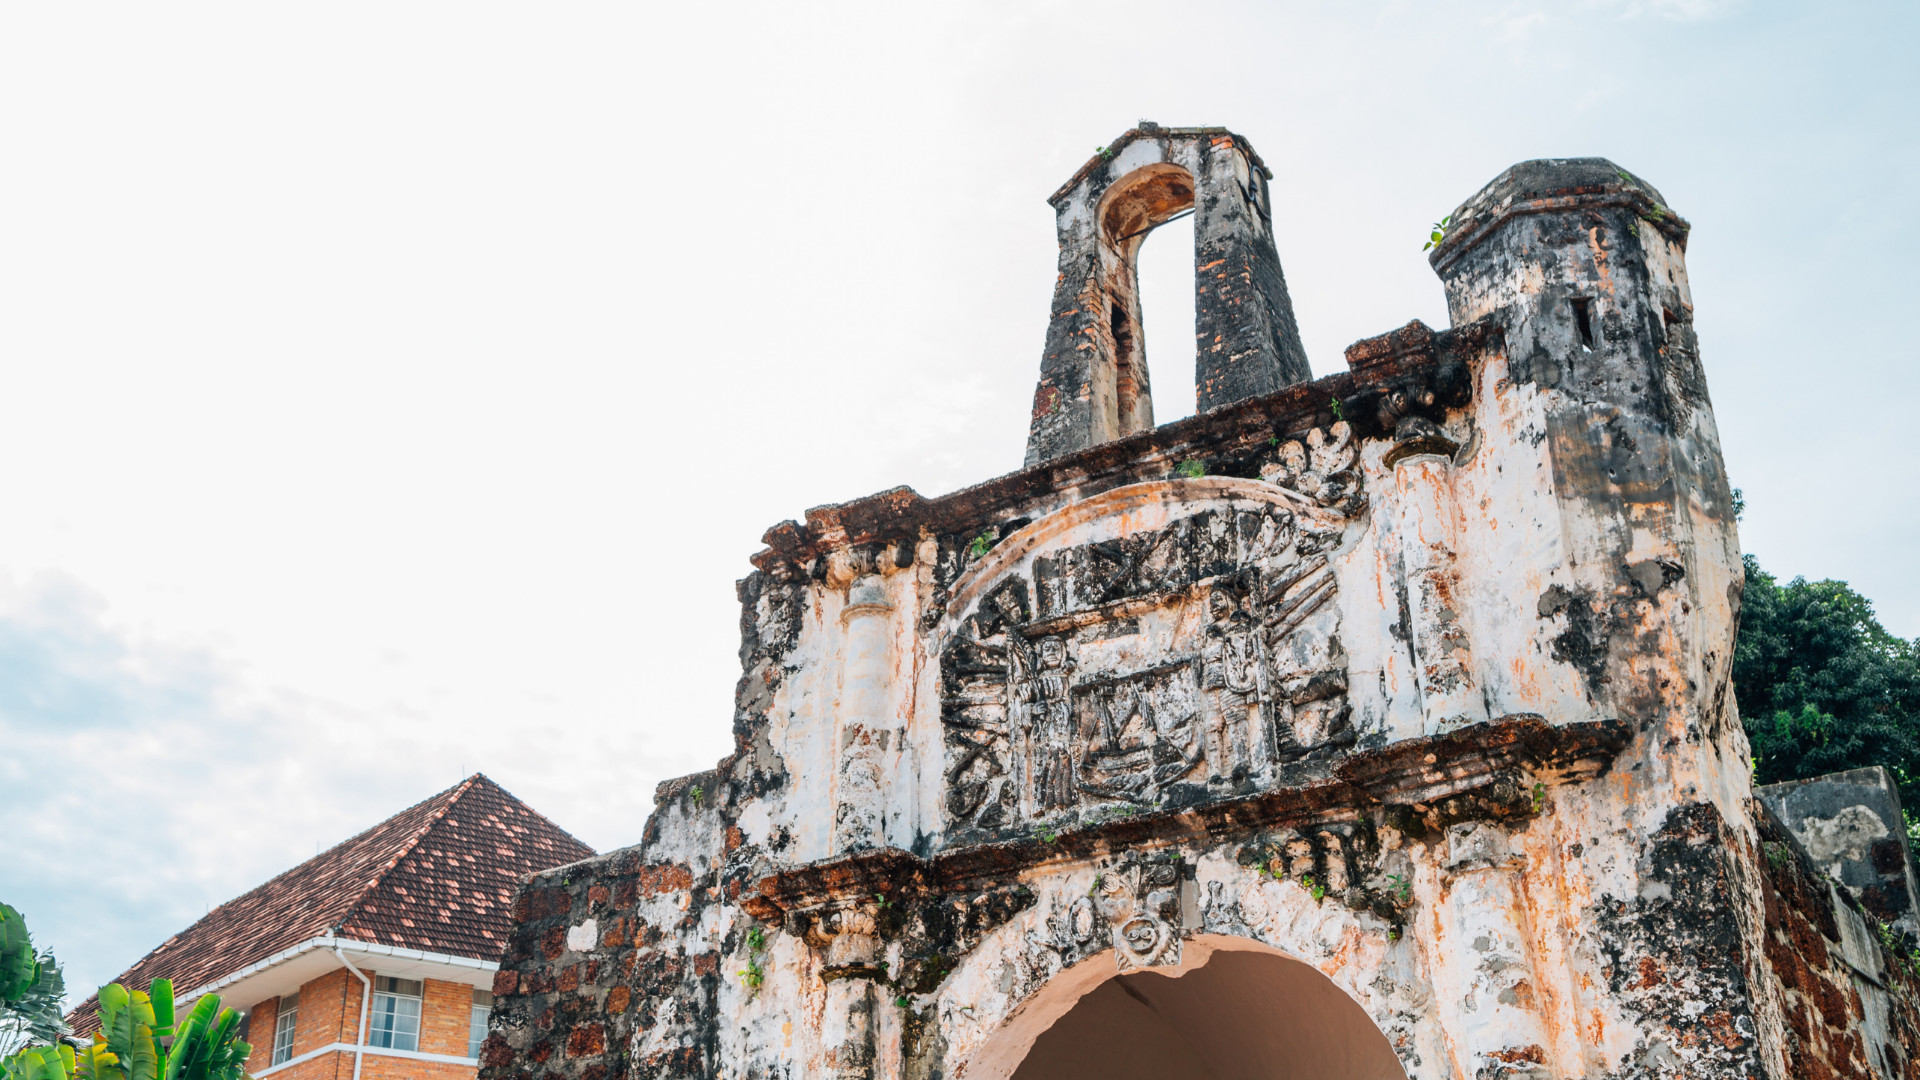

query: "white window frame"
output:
468 989 493 1059
368 976 423 1052
271 996 299 1066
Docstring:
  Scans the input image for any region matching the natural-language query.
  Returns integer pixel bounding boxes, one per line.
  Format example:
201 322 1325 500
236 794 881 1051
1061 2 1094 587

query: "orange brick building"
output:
68 775 592 1080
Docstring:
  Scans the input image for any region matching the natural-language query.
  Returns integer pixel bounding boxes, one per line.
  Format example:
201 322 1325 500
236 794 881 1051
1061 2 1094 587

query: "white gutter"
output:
169 935 499 1012
330 940 373 1080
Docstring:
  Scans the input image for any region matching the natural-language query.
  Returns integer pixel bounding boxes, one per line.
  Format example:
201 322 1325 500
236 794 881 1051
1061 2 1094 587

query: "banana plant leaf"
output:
71 1043 117 1080
147 982 173 1039
0 906 40 1003
84 983 250 1080
1 1043 74 1080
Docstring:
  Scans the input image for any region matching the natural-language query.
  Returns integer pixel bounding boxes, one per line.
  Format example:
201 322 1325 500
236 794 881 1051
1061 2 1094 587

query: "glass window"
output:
368 976 422 1052
271 994 299 1066
468 989 493 1059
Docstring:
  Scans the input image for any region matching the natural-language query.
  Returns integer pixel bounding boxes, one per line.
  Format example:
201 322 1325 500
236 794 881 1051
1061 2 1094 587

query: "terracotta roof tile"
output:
66 775 591 1035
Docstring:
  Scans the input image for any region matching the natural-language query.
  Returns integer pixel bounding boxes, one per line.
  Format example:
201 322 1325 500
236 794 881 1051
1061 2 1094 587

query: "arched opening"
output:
1094 164 1197 441
1136 211 1197 424
969 936 1406 1080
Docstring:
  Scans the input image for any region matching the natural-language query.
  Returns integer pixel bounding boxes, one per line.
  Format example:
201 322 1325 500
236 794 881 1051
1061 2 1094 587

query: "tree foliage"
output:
1734 553 1920 809
0 910 249 1080
0 907 67 1057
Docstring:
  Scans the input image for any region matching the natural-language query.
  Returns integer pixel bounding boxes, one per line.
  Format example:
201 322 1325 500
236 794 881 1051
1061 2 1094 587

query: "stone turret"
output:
1430 157 1747 815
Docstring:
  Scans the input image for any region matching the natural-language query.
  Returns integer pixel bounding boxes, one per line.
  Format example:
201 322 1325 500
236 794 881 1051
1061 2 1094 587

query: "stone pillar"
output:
1437 823 1552 1080
834 575 897 854
814 909 882 1080
1393 423 1487 734
1191 132 1311 412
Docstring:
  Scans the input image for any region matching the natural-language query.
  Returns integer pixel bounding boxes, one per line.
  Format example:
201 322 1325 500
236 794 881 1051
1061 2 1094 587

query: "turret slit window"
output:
469 989 494 1058
369 976 423 1051
1571 297 1597 350
271 993 299 1065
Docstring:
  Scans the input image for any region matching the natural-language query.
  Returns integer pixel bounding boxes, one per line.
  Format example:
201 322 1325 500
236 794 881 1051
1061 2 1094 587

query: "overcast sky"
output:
2 0 1914 1002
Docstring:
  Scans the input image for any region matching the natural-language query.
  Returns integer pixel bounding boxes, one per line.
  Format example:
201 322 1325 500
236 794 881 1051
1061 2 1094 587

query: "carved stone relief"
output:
941 424 1366 837
1096 858 1189 972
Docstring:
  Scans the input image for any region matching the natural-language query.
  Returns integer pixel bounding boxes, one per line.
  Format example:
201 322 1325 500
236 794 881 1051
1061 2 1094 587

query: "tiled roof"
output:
67 775 592 1035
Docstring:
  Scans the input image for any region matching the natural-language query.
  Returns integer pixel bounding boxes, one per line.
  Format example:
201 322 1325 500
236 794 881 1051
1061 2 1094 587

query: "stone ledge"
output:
742 714 1628 923
752 318 1497 573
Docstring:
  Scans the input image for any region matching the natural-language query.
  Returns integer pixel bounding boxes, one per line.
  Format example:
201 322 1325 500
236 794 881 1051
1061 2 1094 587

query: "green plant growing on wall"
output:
1301 874 1325 904
737 954 765 992
968 531 996 559
1422 214 1452 252
1387 874 1412 902
1531 782 1547 813
1329 397 1345 422
1875 922 1919 979
689 785 704 808
737 926 770 993
1175 460 1206 479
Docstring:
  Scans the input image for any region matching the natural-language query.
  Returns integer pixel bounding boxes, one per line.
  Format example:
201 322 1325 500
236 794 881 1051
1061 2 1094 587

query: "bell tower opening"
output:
1093 162 1196 441
1025 126 1312 466
1137 209 1198 424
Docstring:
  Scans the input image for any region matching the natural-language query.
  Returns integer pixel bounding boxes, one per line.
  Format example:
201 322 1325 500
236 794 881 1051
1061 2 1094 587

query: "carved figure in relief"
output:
1097 859 1185 971
1011 635 1076 812
1200 587 1270 782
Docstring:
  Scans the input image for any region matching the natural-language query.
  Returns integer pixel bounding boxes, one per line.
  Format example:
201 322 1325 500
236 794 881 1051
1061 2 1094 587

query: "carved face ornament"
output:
1099 861 1183 971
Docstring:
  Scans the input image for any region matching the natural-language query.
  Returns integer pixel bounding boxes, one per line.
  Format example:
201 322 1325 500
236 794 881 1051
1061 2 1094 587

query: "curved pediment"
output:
937 432 1369 844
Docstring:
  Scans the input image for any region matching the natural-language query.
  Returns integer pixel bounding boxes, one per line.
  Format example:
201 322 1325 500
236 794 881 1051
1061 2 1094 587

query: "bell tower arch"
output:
1025 124 1313 466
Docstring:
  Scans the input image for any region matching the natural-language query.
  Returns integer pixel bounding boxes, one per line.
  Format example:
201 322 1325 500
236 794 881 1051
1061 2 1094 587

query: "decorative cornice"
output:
742 715 1629 923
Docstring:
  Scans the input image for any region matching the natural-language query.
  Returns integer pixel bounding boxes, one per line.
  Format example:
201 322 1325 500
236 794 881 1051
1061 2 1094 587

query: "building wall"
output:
242 966 482 1080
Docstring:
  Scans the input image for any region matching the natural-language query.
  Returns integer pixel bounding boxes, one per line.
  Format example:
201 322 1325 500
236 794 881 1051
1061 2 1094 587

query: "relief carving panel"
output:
941 424 1365 838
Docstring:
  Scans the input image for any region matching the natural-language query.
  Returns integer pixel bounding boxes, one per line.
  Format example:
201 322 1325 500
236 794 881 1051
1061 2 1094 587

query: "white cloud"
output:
1589 0 1744 19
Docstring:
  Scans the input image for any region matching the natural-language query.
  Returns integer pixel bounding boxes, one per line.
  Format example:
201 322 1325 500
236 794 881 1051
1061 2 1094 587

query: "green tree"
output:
1734 553 1920 808
0 906 67 1057
0 907 249 1080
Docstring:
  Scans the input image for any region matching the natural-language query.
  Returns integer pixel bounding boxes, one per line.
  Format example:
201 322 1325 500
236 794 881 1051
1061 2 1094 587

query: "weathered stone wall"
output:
1760 767 1920 939
476 144 1919 1080
1755 802 1920 1079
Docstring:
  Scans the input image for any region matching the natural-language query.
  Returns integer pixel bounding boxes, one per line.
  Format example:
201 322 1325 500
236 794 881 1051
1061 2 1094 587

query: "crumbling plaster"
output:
478 142 1920 1080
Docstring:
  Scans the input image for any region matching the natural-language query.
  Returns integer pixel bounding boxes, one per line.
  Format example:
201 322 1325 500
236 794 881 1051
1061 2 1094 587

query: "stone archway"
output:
965 936 1406 1080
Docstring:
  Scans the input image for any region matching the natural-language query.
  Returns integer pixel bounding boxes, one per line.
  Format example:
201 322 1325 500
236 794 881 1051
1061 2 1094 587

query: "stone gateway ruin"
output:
479 128 1920 1079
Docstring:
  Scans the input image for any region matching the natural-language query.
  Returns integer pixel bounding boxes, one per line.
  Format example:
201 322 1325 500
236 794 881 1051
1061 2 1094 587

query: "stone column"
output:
1394 424 1487 734
813 909 882 1080
834 575 896 854
1438 823 1552 1079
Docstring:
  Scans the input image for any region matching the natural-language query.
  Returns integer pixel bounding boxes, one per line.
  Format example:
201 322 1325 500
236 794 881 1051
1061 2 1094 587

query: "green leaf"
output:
2 1045 74 1080
148 980 174 1034
0 905 40 1003
71 1043 116 1080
